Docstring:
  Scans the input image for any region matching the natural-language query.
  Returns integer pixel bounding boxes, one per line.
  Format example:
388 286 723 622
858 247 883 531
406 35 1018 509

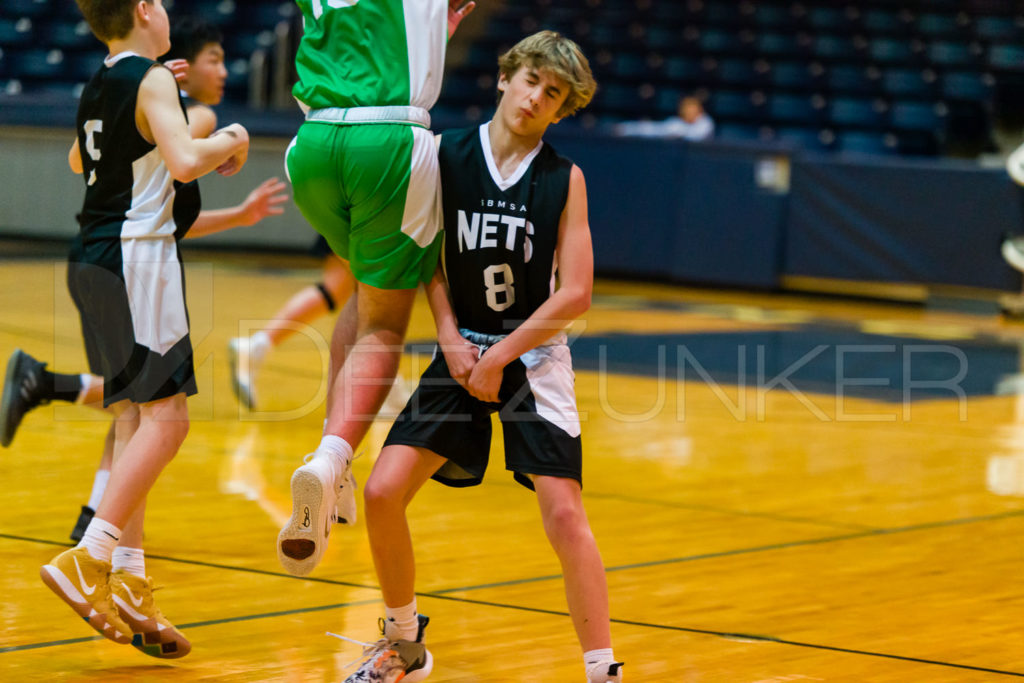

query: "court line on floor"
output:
0 596 383 654
424 594 1024 678
5 520 1024 678
6 506 1024 598
3 581 1022 678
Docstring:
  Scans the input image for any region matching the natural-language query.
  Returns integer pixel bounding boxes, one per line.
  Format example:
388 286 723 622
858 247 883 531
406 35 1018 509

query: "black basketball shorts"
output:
67 235 197 407
384 330 583 490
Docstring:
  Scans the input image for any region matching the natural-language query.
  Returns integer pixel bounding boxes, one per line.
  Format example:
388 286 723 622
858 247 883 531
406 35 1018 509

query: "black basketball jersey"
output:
438 124 573 335
76 53 200 244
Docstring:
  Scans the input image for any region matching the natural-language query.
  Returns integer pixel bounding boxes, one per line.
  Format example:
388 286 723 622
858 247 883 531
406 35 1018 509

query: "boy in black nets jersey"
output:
38 0 248 658
341 31 623 683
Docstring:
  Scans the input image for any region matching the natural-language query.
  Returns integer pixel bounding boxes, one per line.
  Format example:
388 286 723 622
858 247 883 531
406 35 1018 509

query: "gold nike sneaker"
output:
40 546 133 644
109 570 191 658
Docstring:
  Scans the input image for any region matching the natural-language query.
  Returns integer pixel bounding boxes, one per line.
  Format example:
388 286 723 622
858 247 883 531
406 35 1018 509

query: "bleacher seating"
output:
1 0 1020 157
449 0 1023 157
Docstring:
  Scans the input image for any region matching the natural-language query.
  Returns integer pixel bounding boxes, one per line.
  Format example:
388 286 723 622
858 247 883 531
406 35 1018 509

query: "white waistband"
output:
460 328 568 349
305 106 431 128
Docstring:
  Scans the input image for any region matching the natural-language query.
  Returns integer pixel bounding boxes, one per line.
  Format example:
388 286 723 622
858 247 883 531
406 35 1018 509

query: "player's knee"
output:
363 475 404 514
543 501 589 543
164 417 190 452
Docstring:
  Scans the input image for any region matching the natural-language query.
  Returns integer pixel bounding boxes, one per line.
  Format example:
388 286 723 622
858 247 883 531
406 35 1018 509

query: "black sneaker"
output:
1 349 48 448
70 505 95 542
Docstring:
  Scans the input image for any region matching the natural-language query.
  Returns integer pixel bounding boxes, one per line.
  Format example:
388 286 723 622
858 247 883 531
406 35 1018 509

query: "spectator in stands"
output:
615 95 715 141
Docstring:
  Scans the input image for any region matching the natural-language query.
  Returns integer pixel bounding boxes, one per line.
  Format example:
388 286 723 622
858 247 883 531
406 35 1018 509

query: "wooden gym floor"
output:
2 249 1024 682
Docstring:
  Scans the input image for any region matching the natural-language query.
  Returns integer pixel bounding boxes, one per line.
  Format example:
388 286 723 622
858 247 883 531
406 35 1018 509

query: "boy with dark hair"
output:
343 30 624 683
38 0 248 658
162 15 224 138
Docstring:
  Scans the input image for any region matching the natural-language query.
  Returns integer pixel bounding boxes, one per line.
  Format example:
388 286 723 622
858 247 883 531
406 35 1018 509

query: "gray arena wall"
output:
2 105 1021 300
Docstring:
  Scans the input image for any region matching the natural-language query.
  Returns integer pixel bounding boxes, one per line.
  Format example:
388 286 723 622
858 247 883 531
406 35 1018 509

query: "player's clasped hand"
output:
212 123 249 176
440 335 480 391
467 351 503 403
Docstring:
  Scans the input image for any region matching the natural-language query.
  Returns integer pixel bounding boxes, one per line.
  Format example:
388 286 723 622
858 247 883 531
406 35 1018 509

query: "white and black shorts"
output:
384 330 583 490
67 234 197 407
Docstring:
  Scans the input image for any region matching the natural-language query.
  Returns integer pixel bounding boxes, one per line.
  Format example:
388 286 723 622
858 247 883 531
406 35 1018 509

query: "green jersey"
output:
293 0 448 111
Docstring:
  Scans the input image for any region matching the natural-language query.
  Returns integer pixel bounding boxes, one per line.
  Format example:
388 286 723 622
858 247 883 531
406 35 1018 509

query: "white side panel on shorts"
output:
121 147 188 355
402 0 447 110
121 238 188 356
401 126 443 248
521 336 582 438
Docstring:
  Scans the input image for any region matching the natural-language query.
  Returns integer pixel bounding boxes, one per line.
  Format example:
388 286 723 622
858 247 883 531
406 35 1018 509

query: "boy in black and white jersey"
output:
0 15 287 544
37 0 248 658
343 31 624 683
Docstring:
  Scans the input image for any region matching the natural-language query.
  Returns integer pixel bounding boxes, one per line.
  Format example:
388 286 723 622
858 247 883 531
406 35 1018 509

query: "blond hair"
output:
75 0 151 43
498 31 596 118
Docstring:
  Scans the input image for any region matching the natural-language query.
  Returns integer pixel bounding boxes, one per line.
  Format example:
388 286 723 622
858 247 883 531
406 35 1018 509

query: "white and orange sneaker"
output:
110 570 191 659
40 546 133 645
340 615 433 683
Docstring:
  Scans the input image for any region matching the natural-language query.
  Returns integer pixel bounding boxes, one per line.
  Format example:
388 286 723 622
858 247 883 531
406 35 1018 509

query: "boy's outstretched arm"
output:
137 66 248 182
184 177 288 238
466 165 593 402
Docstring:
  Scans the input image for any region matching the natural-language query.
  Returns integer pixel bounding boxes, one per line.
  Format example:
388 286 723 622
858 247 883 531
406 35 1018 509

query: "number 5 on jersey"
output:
83 119 102 186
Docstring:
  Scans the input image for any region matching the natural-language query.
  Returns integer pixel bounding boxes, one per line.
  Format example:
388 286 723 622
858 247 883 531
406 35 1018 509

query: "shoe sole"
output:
39 564 132 644
227 342 255 411
111 594 192 658
0 349 27 448
277 467 335 576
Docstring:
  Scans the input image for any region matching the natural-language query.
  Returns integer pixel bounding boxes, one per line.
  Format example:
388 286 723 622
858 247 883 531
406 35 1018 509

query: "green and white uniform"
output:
286 0 448 289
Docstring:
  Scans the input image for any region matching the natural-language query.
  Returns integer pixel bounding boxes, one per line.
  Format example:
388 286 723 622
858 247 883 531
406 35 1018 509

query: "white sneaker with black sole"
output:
277 453 356 576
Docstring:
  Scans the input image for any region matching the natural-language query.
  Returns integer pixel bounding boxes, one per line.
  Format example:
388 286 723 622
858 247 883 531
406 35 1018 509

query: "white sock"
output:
77 518 121 562
385 600 420 641
86 469 109 511
111 546 146 578
585 648 617 671
250 331 271 359
315 434 353 469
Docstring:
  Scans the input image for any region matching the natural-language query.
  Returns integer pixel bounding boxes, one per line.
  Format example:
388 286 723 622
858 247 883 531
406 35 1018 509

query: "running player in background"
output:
0 15 287 542
275 0 475 576
228 239 353 411
38 0 248 658
343 31 623 683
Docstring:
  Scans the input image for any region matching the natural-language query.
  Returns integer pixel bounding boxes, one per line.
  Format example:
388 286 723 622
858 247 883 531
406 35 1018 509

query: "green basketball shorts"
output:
285 121 442 290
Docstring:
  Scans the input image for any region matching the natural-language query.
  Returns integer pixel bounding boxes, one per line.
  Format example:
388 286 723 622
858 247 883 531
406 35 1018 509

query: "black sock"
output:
41 370 83 403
